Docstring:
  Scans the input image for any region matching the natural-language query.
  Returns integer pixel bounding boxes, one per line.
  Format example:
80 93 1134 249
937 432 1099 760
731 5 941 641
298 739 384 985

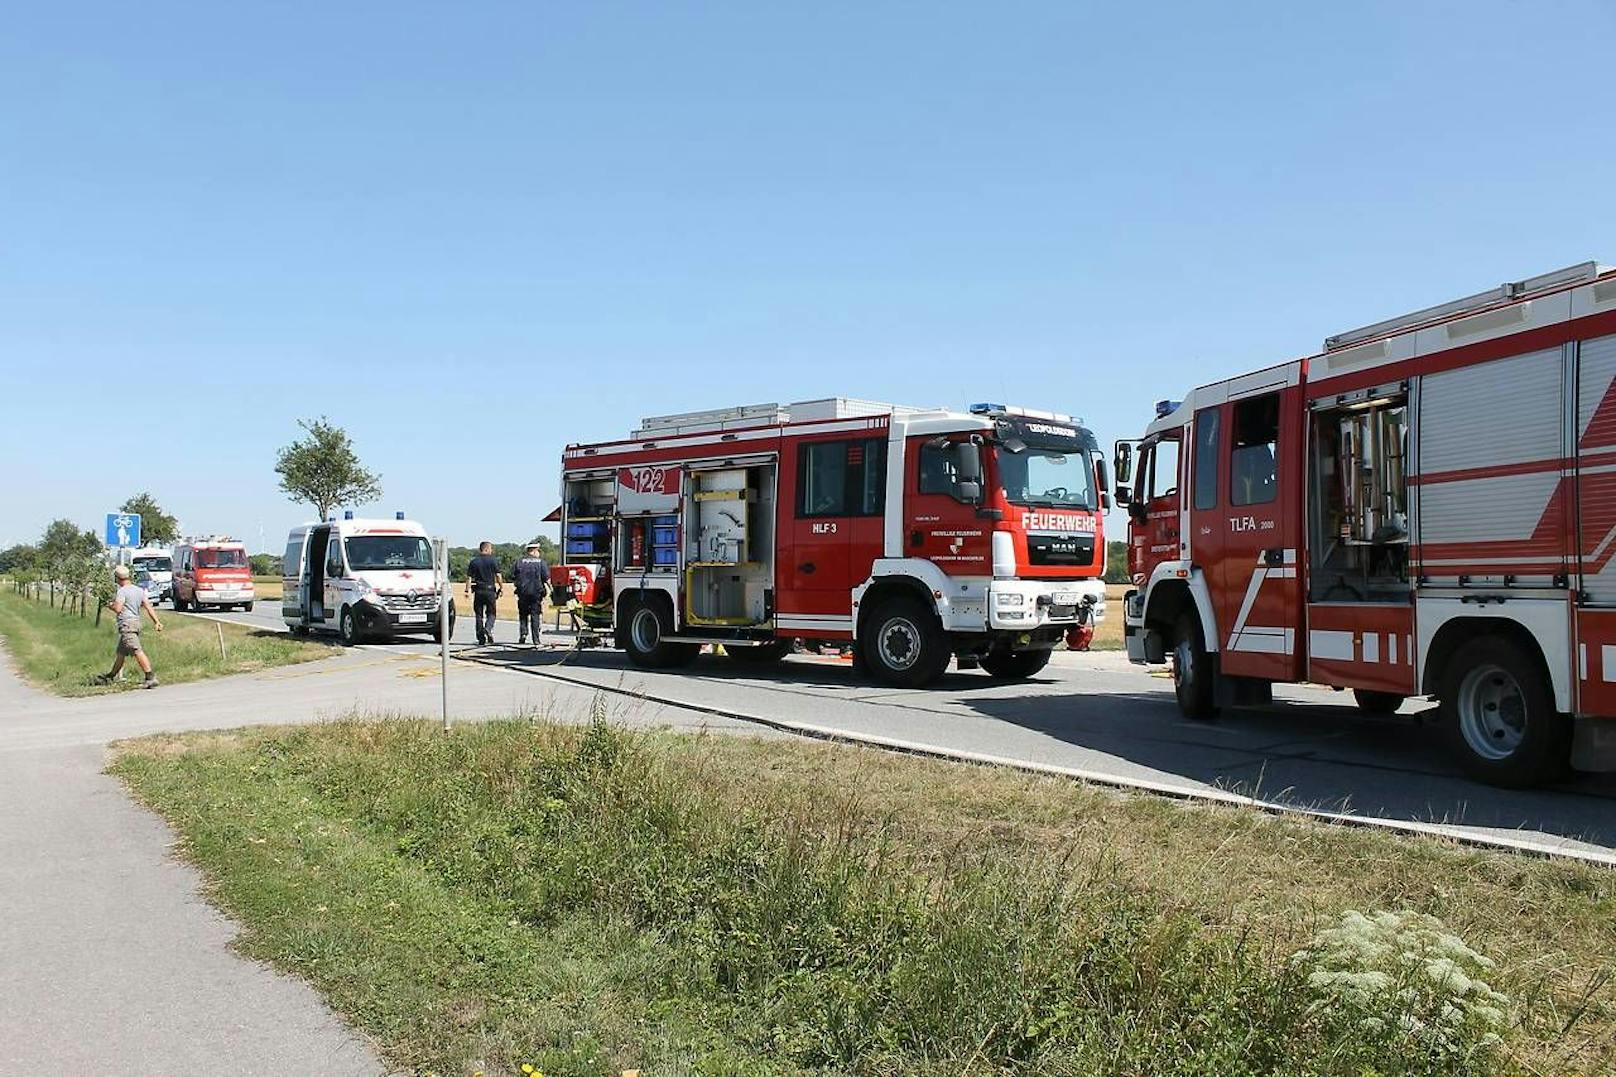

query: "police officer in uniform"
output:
511 541 551 647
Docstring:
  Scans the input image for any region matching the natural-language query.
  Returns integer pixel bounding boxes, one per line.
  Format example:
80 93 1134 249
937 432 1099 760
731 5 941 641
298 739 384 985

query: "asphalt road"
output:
204 599 1616 861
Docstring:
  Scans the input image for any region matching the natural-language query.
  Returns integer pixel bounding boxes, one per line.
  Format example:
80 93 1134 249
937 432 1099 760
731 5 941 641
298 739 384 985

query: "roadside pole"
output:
434 537 450 732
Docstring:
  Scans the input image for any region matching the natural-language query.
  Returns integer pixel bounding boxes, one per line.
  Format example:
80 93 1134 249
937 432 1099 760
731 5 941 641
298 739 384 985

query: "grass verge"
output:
0 588 332 695
113 716 1614 1075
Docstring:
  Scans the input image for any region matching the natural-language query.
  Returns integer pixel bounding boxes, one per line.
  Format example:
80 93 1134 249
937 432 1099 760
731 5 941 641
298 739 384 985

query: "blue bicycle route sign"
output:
106 513 141 548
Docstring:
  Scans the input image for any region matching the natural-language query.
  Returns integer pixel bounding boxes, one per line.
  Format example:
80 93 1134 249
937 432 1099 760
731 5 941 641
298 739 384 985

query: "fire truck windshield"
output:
996 447 1097 509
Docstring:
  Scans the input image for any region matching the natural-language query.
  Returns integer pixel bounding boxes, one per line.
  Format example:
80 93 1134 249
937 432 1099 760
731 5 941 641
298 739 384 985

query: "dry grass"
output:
113 716 1614 1074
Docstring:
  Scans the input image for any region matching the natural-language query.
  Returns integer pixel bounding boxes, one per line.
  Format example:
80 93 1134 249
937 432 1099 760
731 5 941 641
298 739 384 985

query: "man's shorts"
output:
117 626 143 656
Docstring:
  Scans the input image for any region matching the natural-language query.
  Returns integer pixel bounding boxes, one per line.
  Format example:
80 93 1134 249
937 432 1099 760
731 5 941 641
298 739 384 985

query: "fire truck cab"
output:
559 398 1108 686
1116 261 1616 787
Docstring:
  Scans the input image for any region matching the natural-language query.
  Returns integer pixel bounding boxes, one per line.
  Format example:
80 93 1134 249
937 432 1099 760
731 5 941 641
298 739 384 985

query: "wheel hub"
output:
879 618 921 670
1457 663 1527 761
631 608 661 651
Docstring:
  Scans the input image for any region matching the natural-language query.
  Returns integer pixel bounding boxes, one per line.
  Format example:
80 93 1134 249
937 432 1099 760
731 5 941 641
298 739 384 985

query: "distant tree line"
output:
447 537 561 582
4 518 117 622
1105 540 1130 585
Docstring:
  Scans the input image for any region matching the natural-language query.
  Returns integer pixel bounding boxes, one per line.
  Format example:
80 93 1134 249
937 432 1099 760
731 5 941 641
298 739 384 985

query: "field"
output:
0 588 330 695
114 716 1614 1075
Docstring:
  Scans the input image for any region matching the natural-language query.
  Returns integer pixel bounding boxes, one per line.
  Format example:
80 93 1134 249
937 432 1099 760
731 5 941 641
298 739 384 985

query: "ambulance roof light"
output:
395 511 406 520
343 510 354 520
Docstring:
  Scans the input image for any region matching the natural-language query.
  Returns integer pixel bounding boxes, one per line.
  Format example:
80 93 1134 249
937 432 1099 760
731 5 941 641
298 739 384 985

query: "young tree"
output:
274 417 382 521
118 492 180 545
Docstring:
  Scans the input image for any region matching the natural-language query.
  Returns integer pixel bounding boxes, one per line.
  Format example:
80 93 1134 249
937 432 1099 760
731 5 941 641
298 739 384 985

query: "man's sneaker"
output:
94 673 114 685
143 676 159 690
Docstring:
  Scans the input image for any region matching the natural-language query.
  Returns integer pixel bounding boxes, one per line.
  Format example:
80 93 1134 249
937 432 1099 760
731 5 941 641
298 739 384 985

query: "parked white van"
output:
128 546 173 601
281 515 455 645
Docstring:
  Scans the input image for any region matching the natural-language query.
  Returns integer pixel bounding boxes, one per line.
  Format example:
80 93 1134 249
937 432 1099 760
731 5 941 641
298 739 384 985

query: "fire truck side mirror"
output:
1113 441 1134 484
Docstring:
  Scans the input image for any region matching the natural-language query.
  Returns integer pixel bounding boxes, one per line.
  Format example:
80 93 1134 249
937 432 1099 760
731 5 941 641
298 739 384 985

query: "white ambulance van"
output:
281 514 454 645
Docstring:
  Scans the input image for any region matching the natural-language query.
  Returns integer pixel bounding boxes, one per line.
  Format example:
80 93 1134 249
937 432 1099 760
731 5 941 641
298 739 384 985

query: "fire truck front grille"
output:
1027 534 1095 567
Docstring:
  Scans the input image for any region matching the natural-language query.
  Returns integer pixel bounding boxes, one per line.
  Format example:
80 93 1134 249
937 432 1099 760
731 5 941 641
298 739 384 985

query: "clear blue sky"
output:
5 2 1614 551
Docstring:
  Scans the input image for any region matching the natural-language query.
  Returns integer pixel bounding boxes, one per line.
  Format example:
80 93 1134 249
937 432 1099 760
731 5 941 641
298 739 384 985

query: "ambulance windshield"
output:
344 536 433 571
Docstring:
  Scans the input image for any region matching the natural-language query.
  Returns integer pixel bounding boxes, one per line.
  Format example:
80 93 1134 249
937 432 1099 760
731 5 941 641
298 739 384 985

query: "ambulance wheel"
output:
1441 636 1570 788
860 596 950 688
243 601 254 613
1353 689 1405 715
339 607 360 646
432 609 456 644
727 640 791 664
623 595 697 669
980 649 1053 680
1171 614 1216 720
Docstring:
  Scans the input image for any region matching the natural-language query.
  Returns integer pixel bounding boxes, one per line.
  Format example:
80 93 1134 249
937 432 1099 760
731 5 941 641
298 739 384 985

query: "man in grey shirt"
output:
101 563 164 688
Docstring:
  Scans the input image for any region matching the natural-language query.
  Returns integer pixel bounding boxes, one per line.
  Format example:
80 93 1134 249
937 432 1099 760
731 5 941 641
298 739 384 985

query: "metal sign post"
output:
433 537 450 732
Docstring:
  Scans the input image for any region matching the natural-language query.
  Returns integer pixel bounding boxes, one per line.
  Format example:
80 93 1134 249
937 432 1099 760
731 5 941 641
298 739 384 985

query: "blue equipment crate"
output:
651 526 678 546
566 521 608 538
651 546 679 566
565 537 602 556
652 514 679 527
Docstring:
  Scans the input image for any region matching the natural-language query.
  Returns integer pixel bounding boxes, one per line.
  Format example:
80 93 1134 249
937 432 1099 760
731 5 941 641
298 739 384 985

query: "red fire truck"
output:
1114 261 1616 787
558 398 1108 686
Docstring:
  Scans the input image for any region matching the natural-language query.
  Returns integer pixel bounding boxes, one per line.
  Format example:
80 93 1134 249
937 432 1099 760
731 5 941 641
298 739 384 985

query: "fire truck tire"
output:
980 649 1053 680
1352 689 1405 715
860 597 950 687
1440 636 1570 788
623 595 696 669
1171 614 1216 720
727 640 792 664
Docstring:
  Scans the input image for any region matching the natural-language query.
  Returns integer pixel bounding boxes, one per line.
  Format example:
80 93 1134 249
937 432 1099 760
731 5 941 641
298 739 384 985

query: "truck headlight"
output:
994 592 1025 607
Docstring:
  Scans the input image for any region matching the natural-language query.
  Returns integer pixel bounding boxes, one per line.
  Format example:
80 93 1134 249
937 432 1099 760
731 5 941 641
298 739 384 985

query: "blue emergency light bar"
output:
395 511 405 520
1154 399 1182 418
343 510 354 519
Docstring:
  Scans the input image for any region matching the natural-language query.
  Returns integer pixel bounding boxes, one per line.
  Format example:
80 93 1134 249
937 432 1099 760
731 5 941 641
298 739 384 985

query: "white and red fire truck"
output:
1115 261 1616 787
557 398 1108 686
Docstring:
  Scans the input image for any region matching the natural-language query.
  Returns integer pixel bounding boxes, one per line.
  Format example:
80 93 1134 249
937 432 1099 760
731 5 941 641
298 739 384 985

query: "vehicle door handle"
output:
1263 548 1284 567
798 562 816 575
910 529 923 548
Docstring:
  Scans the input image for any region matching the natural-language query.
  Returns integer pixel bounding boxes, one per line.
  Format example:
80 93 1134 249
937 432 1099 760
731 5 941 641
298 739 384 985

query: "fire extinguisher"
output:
629 522 645 567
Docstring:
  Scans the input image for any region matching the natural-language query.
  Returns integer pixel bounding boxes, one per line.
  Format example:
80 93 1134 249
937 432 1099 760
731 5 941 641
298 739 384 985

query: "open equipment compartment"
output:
684 459 777 627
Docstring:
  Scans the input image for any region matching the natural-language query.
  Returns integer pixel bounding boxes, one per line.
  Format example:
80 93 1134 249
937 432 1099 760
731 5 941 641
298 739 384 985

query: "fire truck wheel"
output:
1171 614 1216 720
1440 636 1570 788
1352 689 1405 715
860 597 950 687
727 640 791 664
980 649 1053 680
623 596 697 668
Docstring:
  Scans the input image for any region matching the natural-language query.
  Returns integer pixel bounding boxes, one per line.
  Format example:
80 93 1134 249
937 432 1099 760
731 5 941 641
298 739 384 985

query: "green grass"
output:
0 588 331 695
112 716 1615 1075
